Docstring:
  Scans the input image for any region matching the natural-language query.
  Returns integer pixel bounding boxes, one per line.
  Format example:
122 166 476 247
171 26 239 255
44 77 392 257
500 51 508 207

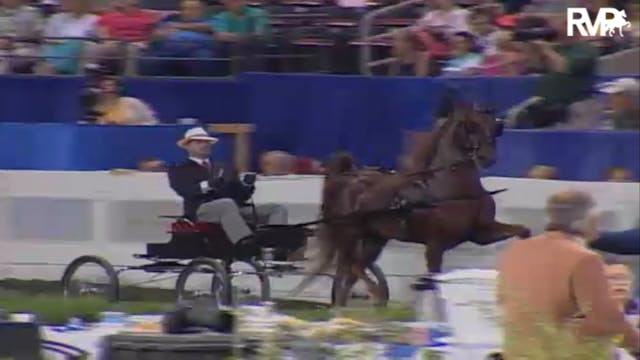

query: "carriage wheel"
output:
229 260 271 306
61 255 120 302
330 263 389 307
175 257 232 306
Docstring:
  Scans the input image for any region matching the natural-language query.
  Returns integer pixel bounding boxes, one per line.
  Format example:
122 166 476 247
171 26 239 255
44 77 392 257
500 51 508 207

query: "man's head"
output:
598 78 640 115
527 165 557 179
606 167 634 182
177 127 219 159
223 0 245 14
180 0 204 20
545 190 598 239
260 151 293 175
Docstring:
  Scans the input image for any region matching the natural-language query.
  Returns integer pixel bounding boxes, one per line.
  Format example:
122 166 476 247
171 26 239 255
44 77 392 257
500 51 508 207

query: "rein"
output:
266 188 508 229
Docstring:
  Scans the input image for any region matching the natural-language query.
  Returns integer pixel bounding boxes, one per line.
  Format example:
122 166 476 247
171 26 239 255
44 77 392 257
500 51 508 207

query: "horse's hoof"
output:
368 286 386 305
412 276 438 291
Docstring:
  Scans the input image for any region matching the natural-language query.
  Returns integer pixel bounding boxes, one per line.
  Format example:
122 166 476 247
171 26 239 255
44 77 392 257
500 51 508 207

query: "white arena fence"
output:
0 171 638 302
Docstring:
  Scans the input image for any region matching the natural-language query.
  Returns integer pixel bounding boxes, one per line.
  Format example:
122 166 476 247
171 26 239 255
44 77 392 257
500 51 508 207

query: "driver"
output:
168 127 288 253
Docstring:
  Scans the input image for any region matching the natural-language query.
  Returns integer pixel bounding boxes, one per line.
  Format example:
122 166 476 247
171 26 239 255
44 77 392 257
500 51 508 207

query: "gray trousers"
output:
196 198 288 243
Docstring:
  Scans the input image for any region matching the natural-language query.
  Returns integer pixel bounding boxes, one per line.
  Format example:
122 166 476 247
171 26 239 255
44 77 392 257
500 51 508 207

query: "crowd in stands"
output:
1 0 638 129
0 0 638 76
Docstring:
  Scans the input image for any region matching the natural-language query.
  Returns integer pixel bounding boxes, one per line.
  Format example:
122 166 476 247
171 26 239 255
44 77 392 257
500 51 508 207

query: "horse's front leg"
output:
425 241 444 274
472 221 531 246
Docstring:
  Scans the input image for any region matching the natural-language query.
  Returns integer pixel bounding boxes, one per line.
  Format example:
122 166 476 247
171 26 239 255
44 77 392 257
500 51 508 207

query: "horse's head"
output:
439 101 503 168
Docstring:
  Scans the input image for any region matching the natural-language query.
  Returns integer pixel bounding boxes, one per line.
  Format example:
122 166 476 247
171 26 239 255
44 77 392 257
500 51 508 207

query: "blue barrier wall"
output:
1 74 638 180
0 76 246 124
0 123 232 170
1 122 637 181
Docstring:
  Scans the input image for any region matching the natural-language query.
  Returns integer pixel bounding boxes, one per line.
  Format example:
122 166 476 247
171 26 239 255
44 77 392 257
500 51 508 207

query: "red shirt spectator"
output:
97 2 158 42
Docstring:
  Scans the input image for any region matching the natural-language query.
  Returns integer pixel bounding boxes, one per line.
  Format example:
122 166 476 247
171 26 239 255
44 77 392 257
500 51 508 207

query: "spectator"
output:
602 256 640 329
137 158 166 172
140 0 214 76
211 0 270 72
37 0 98 74
468 5 499 55
440 31 482 76
416 0 470 34
0 0 44 74
606 167 635 182
526 165 557 179
259 151 322 175
497 190 640 358
388 29 421 76
598 77 640 131
211 0 269 42
507 15 599 129
477 30 524 76
403 0 471 76
92 76 158 125
95 0 159 74
260 150 294 175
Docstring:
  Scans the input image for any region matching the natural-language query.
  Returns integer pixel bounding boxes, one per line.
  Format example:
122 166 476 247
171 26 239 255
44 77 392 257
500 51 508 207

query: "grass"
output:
0 278 415 325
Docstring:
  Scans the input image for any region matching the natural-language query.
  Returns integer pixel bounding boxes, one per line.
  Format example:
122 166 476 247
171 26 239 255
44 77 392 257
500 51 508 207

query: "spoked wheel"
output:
229 260 271 306
331 263 389 307
175 257 232 307
61 255 119 302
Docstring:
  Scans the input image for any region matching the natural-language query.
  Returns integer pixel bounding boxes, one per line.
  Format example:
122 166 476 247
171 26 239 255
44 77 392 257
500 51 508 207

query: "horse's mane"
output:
402 116 455 174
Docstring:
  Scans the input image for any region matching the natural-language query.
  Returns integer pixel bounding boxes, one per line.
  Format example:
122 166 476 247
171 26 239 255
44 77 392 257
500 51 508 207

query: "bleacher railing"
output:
359 0 422 75
0 18 326 77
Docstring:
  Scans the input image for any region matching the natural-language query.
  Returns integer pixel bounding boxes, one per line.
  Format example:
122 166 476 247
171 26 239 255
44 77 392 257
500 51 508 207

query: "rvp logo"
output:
567 8 631 37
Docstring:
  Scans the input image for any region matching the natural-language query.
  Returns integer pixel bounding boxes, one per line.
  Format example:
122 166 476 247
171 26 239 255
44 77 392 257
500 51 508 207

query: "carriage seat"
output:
147 216 308 262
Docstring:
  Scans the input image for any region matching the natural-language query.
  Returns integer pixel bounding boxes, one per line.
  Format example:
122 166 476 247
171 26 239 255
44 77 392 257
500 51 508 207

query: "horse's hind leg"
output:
350 264 386 304
333 261 352 307
472 221 531 246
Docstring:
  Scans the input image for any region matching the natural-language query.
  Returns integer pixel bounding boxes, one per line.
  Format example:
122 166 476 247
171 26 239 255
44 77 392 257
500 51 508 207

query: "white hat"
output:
598 78 640 94
177 127 218 148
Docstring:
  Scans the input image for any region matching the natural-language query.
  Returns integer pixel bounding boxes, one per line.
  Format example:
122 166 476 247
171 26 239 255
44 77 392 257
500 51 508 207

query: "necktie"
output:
202 160 211 173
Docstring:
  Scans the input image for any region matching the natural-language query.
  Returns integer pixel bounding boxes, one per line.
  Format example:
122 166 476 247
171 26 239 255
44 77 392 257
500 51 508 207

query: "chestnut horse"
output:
292 100 531 306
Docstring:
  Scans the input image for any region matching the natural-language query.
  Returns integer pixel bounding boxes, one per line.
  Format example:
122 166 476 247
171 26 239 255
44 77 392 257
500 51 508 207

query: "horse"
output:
293 98 531 306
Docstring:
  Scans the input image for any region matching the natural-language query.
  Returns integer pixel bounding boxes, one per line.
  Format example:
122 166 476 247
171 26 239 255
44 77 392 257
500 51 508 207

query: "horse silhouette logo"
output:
602 9 631 36
567 8 632 37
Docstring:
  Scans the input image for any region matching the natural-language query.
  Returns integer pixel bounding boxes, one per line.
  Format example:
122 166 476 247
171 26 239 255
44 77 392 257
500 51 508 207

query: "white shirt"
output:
417 7 470 35
44 12 97 38
189 157 223 193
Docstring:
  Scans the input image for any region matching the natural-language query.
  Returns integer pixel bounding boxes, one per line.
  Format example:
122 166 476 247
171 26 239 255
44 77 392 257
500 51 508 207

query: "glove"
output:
208 176 225 191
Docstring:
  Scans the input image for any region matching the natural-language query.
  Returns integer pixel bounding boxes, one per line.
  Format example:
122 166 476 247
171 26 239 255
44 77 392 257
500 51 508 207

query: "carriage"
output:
60 209 390 307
